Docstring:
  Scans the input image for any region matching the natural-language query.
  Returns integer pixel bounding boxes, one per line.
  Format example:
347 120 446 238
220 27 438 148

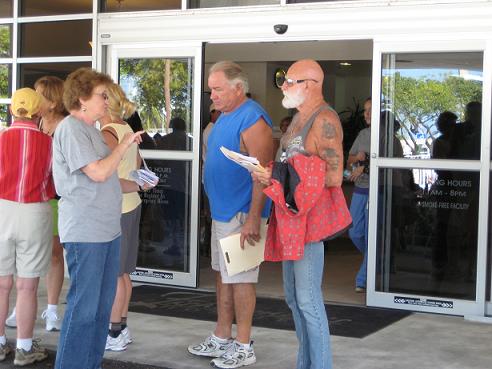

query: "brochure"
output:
220 146 267 174
129 151 159 186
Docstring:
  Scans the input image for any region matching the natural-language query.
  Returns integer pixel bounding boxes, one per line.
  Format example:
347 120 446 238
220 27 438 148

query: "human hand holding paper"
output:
220 146 267 174
219 220 268 276
240 214 262 249
129 169 159 187
252 167 272 186
130 151 159 188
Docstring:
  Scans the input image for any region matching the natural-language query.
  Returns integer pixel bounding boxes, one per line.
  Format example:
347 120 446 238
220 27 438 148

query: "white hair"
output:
209 61 249 94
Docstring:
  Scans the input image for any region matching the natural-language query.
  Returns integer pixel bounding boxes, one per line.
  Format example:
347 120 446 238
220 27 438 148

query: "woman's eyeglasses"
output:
275 69 318 88
94 92 109 101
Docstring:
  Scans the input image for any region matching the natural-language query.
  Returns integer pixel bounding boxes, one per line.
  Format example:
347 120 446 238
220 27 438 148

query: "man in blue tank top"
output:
188 61 273 369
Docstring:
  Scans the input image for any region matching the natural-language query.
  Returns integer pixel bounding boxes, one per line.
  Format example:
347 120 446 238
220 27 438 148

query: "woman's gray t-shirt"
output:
349 127 371 189
52 115 122 243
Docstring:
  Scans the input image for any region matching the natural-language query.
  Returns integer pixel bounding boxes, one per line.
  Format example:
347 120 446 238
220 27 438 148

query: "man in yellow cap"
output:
0 88 55 365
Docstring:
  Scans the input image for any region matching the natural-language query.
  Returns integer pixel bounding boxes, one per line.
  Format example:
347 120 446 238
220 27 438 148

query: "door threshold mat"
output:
129 285 411 339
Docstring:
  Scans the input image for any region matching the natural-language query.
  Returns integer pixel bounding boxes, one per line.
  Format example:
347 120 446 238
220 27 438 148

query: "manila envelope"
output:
219 221 268 277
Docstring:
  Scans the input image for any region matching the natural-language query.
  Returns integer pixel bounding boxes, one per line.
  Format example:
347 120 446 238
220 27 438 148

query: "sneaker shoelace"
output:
41 310 60 321
221 342 242 360
29 339 44 353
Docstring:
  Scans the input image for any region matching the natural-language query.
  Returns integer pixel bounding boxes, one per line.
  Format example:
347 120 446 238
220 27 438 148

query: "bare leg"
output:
16 277 39 339
214 272 234 339
110 276 126 324
232 283 256 344
0 276 13 336
121 274 132 318
46 236 64 305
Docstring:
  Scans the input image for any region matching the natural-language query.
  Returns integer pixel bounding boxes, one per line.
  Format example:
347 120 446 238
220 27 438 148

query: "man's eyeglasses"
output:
94 92 109 101
275 69 318 88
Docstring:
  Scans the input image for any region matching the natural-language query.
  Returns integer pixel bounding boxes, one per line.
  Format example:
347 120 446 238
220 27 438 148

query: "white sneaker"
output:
5 309 16 328
105 334 127 352
211 341 256 369
121 327 132 345
188 334 234 358
41 309 61 331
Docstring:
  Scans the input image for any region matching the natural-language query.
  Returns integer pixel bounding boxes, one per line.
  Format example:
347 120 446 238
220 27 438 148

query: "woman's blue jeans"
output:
55 237 120 369
283 242 332 369
348 192 369 288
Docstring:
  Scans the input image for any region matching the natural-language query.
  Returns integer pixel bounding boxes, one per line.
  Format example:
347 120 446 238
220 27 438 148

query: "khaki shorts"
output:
0 199 53 278
211 212 260 284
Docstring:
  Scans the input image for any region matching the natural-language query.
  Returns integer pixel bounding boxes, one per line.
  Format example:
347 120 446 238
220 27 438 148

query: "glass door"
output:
107 43 203 287
367 39 492 317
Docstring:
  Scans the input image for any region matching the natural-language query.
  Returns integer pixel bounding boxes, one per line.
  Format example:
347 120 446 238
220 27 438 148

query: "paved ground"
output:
0 350 169 369
1 281 492 369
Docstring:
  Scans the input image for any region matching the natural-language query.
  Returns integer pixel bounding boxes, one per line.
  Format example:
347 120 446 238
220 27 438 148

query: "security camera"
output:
274 24 288 35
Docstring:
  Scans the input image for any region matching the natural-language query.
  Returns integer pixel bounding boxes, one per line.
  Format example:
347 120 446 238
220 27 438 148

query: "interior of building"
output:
197 40 373 306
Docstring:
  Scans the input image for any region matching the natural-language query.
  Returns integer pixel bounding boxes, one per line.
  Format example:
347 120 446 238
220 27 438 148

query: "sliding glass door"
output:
107 43 203 287
367 40 492 317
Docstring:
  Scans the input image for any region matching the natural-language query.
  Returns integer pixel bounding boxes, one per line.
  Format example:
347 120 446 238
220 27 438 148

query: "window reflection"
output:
119 57 193 151
138 159 192 273
0 64 10 98
20 20 92 57
189 0 278 8
0 104 10 128
155 117 193 151
377 168 478 300
0 25 11 57
0 1 13 17
381 52 483 160
19 62 91 88
102 0 181 12
20 0 92 16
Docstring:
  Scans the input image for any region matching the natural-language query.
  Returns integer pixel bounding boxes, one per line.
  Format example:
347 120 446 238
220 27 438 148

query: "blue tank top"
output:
204 99 273 222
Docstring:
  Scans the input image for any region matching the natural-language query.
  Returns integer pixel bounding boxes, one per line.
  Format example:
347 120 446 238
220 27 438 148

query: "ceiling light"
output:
340 62 351 66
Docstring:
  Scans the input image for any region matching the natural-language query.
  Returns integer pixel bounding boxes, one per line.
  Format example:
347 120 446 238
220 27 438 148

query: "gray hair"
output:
209 61 249 94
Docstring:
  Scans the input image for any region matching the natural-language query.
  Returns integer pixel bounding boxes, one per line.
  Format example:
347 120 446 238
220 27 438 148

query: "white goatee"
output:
282 89 305 109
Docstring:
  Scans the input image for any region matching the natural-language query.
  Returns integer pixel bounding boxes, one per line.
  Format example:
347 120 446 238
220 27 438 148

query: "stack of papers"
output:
130 152 159 187
129 168 159 186
220 146 267 173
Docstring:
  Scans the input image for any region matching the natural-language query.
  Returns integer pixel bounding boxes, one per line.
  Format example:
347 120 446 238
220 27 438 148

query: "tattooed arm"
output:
310 110 344 187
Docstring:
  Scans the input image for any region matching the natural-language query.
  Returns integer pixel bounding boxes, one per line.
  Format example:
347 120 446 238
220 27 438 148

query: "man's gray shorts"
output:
211 212 260 284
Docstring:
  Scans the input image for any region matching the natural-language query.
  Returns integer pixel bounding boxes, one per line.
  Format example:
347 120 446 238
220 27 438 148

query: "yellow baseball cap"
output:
11 88 42 119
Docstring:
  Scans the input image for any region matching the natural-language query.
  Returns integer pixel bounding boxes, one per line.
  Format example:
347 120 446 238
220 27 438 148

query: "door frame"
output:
103 41 203 287
367 38 492 317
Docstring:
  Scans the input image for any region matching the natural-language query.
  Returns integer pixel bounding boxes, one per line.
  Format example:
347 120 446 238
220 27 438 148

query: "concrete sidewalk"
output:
2 281 492 369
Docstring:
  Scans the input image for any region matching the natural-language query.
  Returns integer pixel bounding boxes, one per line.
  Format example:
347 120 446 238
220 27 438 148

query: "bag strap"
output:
299 104 334 147
138 147 151 171
101 126 120 142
